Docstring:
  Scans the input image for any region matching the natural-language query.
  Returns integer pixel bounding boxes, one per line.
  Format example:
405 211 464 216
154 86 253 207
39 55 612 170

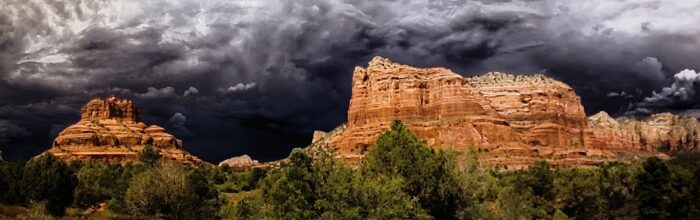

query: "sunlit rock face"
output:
313 57 696 169
218 155 259 169
589 111 700 154
46 96 202 164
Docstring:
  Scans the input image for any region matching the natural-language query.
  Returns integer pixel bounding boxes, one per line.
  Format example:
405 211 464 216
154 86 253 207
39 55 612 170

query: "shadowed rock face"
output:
46 96 202 164
312 57 682 169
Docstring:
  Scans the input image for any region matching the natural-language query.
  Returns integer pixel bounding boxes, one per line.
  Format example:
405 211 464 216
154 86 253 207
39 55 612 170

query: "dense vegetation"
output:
1 120 700 219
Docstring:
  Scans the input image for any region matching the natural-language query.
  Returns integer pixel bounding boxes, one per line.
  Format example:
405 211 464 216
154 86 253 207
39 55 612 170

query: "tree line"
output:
1 121 700 219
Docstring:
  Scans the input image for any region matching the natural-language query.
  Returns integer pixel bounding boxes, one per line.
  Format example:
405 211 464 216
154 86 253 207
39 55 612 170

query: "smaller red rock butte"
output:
311 56 694 169
46 96 202 164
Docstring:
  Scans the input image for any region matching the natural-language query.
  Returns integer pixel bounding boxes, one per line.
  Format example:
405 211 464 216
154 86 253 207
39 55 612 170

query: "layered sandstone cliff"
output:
46 96 202 164
313 57 610 169
311 56 700 169
588 111 700 154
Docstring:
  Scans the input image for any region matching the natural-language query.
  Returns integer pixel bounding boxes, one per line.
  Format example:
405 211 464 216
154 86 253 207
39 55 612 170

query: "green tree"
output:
494 186 539 220
232 194 267 219
667 162 696 219
257 146 429 219
261 148 317 219
186 167 221 219
124 162 218 219
138 144 161 166
311 146 428 219
350 174 429 219
21 153 77 216
452 148 507 219
243 167 266 191
361 120 463 219
0 161 25 204
107 162 147 213
73 163 112 210
554 168 604 219
527 160 556 198
690 167 700 217
498 161 556 219
72 162 137 211
635 157 672 220
599 162 638 218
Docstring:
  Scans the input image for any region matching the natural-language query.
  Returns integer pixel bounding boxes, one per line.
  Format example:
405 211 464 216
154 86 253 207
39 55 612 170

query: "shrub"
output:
137 144 161 166
125 162 219 219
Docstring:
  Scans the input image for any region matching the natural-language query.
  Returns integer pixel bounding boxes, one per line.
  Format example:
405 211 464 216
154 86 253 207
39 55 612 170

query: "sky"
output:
1 0 700 163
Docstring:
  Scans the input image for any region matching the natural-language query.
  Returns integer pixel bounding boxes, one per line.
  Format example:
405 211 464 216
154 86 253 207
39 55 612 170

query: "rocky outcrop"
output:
46 96 202 164
218 155 259 168
312 56 610 169
589 111 700 154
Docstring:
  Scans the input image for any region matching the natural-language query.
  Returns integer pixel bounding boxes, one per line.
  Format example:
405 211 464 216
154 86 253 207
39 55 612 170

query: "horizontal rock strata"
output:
46 96 202 164
312 56 693 169
588 111 700 154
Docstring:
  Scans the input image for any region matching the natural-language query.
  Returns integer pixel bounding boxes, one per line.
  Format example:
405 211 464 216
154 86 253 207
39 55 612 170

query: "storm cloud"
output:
1 0 700 162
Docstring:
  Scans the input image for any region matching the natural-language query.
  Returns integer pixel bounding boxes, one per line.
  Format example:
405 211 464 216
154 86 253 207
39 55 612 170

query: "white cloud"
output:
225 82 256 93
183 86 199 97
629 69 700 114
606 91 633 98
646 69 699 102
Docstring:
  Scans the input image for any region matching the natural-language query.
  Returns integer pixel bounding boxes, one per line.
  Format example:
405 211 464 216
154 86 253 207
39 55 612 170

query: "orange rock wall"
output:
319 57 607 169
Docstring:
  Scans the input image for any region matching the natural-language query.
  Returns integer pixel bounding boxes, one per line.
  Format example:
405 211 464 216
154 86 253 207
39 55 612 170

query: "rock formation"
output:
312 56 694 169
218 155 259 168
589 111 700 154
46 96 203 164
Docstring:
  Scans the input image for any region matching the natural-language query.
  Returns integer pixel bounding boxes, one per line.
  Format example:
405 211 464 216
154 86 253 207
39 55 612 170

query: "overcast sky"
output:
1 0 700 162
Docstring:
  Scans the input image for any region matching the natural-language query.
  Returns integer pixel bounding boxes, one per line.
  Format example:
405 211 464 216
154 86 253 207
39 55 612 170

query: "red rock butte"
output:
46 95 202 164
312 56 693 169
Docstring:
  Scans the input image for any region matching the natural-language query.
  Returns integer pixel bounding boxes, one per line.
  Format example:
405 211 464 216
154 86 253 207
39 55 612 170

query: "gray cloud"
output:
112 87 178 99
169 112 191 136
0 120 31 144
1 0 700 162
634 57 666 82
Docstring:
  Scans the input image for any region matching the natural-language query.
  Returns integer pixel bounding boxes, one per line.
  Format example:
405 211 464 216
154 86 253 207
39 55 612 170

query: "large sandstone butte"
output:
312 56 688 169
46 96 203 164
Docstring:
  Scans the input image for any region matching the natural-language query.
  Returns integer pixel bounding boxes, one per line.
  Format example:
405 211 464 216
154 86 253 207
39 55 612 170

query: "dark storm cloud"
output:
0 120 30 144
1 0 700 162
169 112 191 136
629 69 700 115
